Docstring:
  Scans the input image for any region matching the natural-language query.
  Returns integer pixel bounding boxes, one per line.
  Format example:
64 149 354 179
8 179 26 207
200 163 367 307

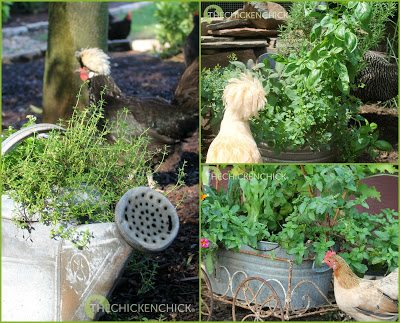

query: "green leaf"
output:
284 62 297 75
351 262 368 274
375 231 390 241
275 62 285 74
335 25 346 41
306 69 322 88
374 140 392 152
344 31 358 53
347 2 358 9
310 24 322 42
230 60 247 70
355 2 372 24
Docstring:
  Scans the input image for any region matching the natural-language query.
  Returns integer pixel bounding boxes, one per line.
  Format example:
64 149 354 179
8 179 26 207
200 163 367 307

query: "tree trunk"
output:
43 2 108 123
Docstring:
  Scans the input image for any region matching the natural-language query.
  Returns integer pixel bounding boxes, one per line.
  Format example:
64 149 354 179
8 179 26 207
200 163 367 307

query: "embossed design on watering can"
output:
2 124 180 321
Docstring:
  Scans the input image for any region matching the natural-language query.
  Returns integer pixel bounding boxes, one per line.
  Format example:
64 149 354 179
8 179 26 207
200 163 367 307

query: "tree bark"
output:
43 2 108 123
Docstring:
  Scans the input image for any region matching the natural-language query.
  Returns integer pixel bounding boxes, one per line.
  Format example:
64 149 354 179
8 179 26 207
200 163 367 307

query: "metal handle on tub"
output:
1 123 65 156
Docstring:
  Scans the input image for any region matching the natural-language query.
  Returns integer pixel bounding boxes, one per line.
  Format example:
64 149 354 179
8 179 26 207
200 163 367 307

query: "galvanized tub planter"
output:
2 124 180 321
258 143 335 163
203 241 337 321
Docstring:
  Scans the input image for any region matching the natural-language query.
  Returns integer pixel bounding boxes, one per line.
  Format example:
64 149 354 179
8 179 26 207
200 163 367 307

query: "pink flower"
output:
200 238 210 249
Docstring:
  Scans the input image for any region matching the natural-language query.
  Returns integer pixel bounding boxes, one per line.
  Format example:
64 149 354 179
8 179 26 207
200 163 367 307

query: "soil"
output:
359 104 398 163
100 184 199 321
204 301 351 322
2 32 199 323
2 51 186 129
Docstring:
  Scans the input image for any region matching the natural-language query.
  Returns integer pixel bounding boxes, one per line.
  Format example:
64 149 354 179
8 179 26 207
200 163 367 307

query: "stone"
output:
108 39 132 52
201 39 268 49
230 2 288 30
202 49 257 69
209 27 278 38
202 35 235 43
207 19 251 31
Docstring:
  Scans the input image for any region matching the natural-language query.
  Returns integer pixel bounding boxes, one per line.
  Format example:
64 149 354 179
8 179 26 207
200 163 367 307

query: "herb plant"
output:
2 97 153 247
201 165 398 275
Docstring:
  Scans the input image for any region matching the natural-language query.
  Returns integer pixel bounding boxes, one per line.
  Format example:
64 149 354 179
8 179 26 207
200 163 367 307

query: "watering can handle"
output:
2 124 65 156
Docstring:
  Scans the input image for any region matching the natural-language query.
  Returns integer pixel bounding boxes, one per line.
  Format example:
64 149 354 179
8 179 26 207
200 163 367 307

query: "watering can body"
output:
2 196 133 321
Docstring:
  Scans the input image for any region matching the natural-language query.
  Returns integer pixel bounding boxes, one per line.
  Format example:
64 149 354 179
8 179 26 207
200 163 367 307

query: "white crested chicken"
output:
206 73 266 163
324 251 398 321
75 48 198 146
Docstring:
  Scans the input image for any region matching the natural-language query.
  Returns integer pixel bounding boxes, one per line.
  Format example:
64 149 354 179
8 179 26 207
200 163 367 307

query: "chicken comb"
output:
325 250 336 258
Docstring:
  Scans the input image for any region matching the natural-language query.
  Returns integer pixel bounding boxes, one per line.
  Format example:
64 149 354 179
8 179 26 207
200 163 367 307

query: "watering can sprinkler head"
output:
115 187 180 252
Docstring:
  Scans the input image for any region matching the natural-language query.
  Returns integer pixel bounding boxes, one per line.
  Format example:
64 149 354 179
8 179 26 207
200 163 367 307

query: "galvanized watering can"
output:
2 124 180 321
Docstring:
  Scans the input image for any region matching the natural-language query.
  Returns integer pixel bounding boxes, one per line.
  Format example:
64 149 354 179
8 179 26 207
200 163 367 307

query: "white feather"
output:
75 48 111 75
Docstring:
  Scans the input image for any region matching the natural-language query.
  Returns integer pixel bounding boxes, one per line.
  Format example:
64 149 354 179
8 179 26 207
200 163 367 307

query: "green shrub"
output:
201 3 393 161
2 2 12 22
155 2 198 57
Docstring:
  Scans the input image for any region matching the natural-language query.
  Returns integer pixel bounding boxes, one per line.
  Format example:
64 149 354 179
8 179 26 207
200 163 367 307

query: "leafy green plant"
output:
2 2 12 22
2 95 154 247
155 2 198 57
278 2 397 63
201 3 393 161
201 165 398 275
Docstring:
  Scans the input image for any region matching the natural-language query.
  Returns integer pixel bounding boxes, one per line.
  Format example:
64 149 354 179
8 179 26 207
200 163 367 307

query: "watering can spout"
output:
114 187 180 252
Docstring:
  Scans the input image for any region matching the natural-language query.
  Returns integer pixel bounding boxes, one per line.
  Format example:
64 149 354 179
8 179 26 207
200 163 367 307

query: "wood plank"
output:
209 28 278 38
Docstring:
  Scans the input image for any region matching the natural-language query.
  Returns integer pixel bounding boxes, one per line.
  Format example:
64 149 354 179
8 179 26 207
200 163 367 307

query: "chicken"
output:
352 51 398 103
183 12 199 67
323 251 398 321
173 57 199 116
206 73 266 163
75 48 198 145
108 11 132 40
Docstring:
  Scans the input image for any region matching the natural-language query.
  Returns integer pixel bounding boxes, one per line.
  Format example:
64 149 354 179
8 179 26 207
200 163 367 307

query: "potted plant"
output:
1 97 181 246
201 2 395 162
201 165 398 310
